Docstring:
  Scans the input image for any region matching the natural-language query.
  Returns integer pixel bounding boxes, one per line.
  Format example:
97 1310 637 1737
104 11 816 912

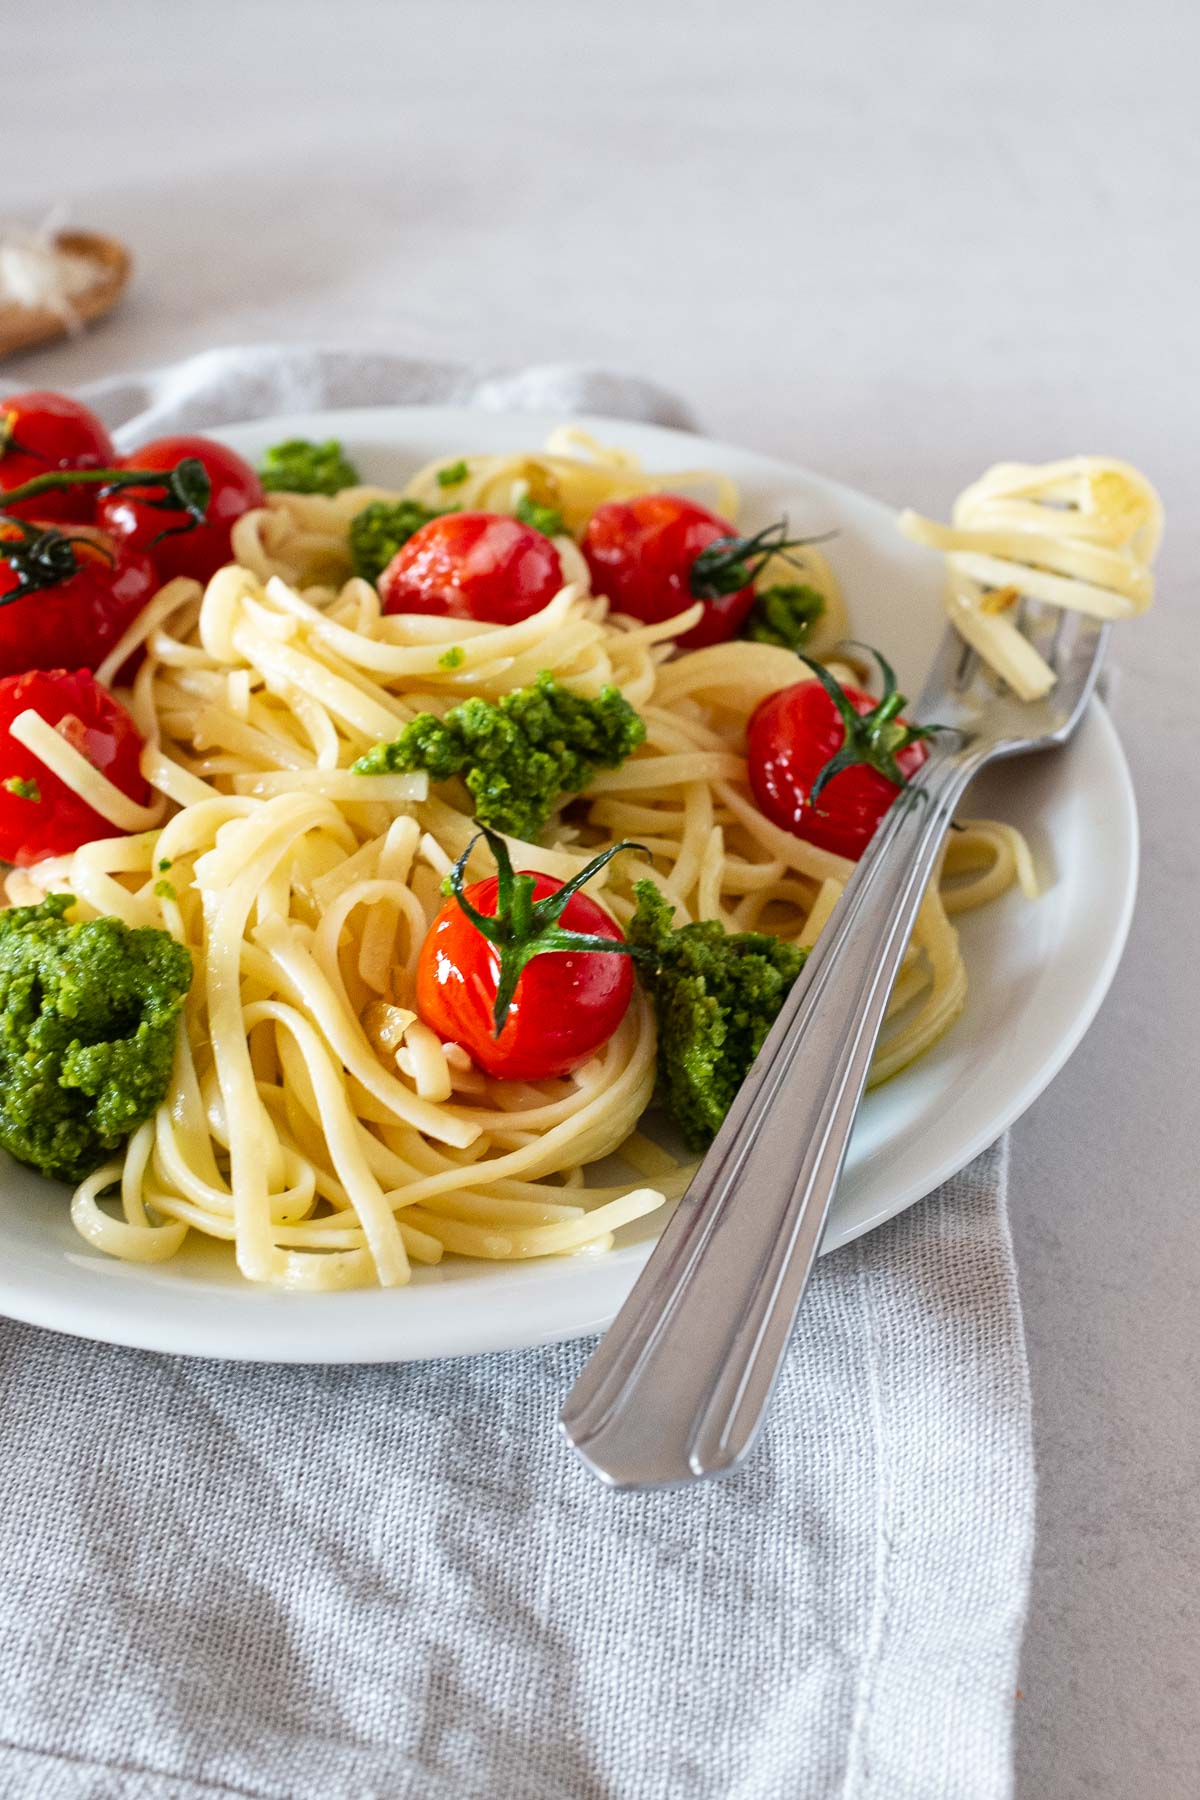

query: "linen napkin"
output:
0 347 1034 1800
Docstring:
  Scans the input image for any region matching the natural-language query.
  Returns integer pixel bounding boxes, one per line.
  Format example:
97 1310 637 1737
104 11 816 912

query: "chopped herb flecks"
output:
628 881 805 1151
743 582 826 650
352 671 645 842
349 498 442 583
0 895 192 1183
514 494 566 539
258 438 361 496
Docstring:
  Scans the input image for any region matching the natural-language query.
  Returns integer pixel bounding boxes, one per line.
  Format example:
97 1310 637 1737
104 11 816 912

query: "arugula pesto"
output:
628 882 805 1150
352 671 645 842
348 498 443 583
743 582 826 651
0 895 193 1183
514 494 566 539
258 437 361 496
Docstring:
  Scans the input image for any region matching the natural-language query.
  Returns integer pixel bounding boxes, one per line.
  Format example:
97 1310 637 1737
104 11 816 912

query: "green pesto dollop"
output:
348 498 444 583
0 895 193 1184
352 671 646 843
513 493 566 539
743 582 826 651
628 881 806 1152
258 437 361 496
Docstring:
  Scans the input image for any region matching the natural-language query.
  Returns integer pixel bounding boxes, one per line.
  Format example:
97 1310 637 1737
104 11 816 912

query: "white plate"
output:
0 408 1137 1362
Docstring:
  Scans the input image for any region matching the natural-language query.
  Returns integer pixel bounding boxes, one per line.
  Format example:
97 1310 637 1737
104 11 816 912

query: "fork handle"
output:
560 742 989 1489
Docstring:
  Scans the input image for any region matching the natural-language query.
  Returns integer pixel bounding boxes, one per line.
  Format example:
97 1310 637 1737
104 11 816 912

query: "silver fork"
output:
560 606 1109 1489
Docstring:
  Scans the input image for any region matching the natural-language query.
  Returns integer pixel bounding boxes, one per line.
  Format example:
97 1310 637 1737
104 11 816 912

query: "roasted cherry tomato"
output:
0 391 116 524
0 668 149 865
0 523 157 677
582 492 770 650
416 836 634 1080
379 512 563 625
747 657 931 860
96 434 263 583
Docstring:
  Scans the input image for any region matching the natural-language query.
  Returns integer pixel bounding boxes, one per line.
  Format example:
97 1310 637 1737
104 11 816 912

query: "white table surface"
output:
9 2 1200 1792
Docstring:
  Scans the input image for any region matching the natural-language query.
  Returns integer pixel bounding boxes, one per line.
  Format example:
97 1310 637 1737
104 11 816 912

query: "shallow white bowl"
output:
0 408 1137 1361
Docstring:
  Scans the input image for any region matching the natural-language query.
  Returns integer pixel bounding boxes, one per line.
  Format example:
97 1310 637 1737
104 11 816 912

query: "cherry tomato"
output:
581 493 757 649
379 512 563 625
747 677 929 860
0 524 157 677
0 391 115 524
417 871 633 1079
0 668 149 865
96 434 264 583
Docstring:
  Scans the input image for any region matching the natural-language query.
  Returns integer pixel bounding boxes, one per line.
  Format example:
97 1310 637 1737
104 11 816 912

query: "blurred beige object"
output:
0 225 131 360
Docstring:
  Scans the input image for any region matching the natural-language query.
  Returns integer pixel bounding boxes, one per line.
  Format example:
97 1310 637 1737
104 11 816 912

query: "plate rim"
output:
0 404 1139 1361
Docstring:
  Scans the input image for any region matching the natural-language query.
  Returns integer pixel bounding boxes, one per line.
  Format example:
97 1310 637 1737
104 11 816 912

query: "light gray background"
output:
7 2 1198 1794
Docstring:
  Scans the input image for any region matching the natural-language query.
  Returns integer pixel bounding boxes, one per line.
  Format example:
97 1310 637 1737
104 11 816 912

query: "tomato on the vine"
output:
0 668 149 865
379 512 563 625
0 523 157 677
747 651 935 860
96 434 263 583
581 494 812 650
416 829 636 1080
0 391 115 525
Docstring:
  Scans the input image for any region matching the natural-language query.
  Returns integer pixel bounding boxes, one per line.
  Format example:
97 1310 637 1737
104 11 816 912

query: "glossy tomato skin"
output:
379 512 563 625
0 668 149 865
747 678 928 861
96 434 264 583
581 493 756 650
0 526 157 677
416 872 633 1079
0 391 116 524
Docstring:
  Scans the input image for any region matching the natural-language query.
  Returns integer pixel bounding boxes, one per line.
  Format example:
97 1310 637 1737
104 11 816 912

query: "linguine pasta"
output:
900 456 1162 700
9 430 1038 1292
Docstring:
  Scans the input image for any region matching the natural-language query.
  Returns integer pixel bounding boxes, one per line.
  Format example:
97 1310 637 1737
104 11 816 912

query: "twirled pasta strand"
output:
900 456 1162 700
